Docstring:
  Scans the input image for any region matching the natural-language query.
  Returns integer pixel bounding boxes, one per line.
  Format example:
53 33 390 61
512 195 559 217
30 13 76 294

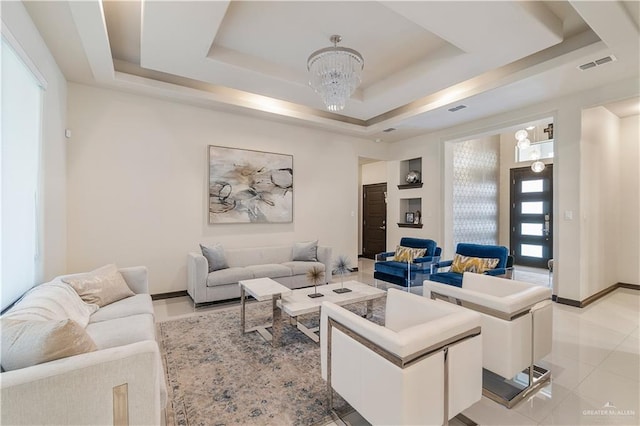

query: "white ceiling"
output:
22 1 640 142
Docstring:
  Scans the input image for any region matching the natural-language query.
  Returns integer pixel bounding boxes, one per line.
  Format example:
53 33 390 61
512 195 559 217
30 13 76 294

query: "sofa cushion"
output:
89 294 154 323
393 246 427 262
292 240 318 261
206 267 254 287
62 264 135 307
281 261 326 276
3 281 98 328
200 243 229 272
246 264 292 279
450 254 499 274
1 318 97 371
85 314 155 350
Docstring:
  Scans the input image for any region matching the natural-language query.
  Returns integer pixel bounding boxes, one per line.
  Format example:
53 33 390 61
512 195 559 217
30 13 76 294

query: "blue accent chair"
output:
374 237 442 287
429 243 510 288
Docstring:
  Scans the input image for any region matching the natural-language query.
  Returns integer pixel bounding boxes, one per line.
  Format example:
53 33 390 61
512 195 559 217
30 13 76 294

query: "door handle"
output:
379 225 386 230
544 214 550 236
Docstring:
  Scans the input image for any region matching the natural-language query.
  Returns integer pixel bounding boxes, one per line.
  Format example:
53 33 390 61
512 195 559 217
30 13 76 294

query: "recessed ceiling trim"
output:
113 60 368 128
365 29 602 130
68 1 114 82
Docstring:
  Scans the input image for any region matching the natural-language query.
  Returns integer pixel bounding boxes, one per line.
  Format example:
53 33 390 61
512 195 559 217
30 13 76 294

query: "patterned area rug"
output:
158 298 385 426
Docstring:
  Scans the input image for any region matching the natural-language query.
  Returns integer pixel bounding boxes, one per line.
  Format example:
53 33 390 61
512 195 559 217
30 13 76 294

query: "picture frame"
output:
405 212 415 224
208 145 293 224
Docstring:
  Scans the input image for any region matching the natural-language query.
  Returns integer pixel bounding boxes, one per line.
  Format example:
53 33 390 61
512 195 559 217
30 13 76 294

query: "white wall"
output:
361 161 387 185
1 2 68 282
617 115 640 285
580 107 621 299
67 83 383 294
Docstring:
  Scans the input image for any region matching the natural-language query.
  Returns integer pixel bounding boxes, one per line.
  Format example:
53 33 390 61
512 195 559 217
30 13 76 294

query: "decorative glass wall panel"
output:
453 137 500 246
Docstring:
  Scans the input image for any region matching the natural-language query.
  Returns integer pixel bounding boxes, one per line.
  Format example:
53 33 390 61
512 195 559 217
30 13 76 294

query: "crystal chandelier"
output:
307 35 364 112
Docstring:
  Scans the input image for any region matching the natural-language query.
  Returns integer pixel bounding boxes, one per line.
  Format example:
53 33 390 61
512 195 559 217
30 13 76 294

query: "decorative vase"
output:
406 170 421 184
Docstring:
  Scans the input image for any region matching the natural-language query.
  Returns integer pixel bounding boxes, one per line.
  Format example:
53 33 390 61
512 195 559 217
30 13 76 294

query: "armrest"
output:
426 275 552 316
187 252 208 303
414 255 440 265
484 268 507 276
375 251 395 261
321 293 481 376
0 341 165 425
118 266 149 294
433 260 453 268
317 246 333 283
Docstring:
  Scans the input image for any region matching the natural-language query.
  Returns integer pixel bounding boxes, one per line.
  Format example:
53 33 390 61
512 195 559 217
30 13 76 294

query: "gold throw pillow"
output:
450 254 500 274
62 264 134 307
393 246 427 262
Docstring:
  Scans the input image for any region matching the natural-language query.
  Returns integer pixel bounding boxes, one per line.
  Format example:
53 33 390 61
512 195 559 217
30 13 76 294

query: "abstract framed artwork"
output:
208 145 293 223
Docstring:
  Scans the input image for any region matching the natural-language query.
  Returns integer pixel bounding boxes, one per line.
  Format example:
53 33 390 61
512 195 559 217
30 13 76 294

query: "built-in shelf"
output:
397 223 423 228
397 183 423 190
399 157 422 186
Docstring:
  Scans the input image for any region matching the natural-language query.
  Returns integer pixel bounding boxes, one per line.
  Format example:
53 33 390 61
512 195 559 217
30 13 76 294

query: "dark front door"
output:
510 165 553 268
362 183 387 259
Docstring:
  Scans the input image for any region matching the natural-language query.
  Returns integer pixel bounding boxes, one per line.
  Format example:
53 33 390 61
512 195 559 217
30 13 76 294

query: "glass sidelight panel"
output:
521 179 543 193
521 223 543 236
521 244 543 258
521 201 543 214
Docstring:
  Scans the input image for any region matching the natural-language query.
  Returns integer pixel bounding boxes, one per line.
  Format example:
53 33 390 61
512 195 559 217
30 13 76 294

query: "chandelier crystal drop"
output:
307 35 364 112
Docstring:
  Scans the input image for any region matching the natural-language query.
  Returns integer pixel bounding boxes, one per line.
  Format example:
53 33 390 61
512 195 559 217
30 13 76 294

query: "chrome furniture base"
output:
482 365 551 409
240 288 283 347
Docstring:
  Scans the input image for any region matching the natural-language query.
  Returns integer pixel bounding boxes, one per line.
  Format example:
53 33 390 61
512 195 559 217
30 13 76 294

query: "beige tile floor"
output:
154 259 640 426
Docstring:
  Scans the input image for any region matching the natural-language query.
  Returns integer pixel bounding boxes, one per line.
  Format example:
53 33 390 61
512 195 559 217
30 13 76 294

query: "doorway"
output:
362 183 387 259
510 165 553 268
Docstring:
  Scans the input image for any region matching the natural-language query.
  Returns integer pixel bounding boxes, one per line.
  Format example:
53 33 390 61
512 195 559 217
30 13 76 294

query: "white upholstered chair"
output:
320 288 482 425
424 272 553 408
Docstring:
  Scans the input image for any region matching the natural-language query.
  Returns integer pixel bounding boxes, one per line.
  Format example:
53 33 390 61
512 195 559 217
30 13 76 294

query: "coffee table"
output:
239 278 292 347
278 281 386 343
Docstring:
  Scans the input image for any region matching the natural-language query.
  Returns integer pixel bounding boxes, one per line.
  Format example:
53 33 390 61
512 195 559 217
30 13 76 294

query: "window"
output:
1 36 45 311
516 139 554 163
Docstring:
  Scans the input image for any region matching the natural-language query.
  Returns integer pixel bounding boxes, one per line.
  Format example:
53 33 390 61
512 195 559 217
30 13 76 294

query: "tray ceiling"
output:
22 1 640 142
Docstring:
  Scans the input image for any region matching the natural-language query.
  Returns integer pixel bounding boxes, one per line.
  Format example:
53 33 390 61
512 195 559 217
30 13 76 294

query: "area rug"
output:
158 299 385 426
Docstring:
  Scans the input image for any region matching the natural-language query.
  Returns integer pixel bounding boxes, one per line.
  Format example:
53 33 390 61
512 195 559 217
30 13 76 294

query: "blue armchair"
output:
428 243 510 288
374 237 442 287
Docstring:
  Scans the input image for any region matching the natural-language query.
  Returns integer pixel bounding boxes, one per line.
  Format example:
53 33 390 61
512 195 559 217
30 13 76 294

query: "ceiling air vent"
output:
448 105 467 112
578 55 616 71
383 127 396 133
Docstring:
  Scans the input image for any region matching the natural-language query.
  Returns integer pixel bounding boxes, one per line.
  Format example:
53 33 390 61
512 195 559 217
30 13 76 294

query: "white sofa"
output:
187 244 332 305
0 266 166 425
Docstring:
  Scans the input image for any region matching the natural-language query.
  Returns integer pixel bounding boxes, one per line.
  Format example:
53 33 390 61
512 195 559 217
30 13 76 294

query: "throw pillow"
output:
62 264 135 307
0 318 97 371
450 254 500 274
393 246 427 263
200 243 229 273
292 240 318 261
